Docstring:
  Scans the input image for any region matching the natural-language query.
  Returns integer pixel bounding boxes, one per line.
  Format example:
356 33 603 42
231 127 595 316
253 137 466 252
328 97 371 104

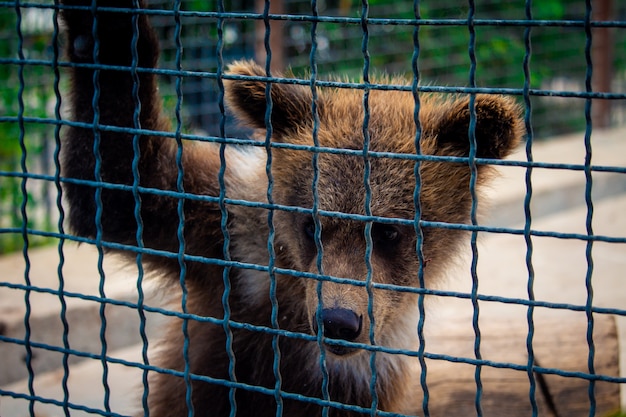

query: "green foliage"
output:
296 0 573 90
285 0 625 138
0 5 57 254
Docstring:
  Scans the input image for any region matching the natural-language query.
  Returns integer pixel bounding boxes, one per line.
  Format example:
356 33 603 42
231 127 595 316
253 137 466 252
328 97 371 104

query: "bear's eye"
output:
371 223 400 247
303 219 316 241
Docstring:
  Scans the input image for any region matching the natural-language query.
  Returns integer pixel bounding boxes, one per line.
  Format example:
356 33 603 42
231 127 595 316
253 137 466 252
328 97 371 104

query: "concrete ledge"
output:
1 345 144 417
0 246 165 386
485 127 626 226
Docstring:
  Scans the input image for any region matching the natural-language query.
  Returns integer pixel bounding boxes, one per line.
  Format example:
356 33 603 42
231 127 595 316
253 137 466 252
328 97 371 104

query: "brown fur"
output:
60 1 523 416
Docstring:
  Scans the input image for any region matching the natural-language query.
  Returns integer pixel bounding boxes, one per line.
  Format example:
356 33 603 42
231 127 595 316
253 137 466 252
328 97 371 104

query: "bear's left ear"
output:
431 94 524 161
224 60 316 140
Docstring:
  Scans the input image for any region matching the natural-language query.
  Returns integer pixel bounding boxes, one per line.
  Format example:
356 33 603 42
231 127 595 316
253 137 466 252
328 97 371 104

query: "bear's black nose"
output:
314 308 362 341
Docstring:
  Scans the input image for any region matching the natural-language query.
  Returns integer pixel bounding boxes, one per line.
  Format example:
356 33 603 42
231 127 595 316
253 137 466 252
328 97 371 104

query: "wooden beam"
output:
592 0 614 129
406 312 620 416
255 0 285 73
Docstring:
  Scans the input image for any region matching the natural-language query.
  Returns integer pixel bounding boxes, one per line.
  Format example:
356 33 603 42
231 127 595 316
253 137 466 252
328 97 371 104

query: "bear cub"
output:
60 1 523 416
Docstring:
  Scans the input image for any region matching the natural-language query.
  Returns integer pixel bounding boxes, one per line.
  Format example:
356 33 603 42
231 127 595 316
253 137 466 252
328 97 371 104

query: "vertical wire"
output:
522 1 538 415
215 1 238 416
309 1 330 415
128 2 150 415
359 0 378 415
89 0 112 412
411 2 430 416
466 1 483 415
260 1 284 415
15 2 35 415
51 2 71 415
583 1 596 415
171 1 193 415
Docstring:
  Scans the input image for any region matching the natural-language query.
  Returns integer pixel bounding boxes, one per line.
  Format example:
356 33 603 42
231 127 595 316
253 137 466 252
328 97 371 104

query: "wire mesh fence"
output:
0 0 625 416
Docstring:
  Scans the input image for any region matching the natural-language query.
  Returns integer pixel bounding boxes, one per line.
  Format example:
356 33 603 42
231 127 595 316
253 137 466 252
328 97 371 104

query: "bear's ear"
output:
431 94 524 160
224 60 316 140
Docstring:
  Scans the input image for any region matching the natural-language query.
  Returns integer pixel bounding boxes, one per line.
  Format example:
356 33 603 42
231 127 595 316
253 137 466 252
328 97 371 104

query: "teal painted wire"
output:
2 52 625 99
216 0 226 139
583 2 597 415
4 197 625 245
5 252 626 319
359 1 379 415
4 256 626 319
170 0 194 415
522 1 538 416
521 1 539 415
0 70 621 99
164 0 194 414
309 1 330 415
15 2 35 415
128 2 151 415
88 0 112 412
411 2 430 416
215 1 239 415
0 384 398 417
2 113 625 170
0 387 130 417
466 1 484 415
260 1 285 415
51 2 71 415
26 3 626 29
3 325 624 386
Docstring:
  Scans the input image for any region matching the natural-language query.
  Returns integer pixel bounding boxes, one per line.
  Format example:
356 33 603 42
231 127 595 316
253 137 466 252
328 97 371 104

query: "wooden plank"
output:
406 312 620 416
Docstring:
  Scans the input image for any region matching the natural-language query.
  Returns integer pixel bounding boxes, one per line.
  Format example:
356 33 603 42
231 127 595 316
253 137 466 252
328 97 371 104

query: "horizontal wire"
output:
1 117 626 174
2 57 626 100
2 331 625 385
3 255 626 318
4 2 626 29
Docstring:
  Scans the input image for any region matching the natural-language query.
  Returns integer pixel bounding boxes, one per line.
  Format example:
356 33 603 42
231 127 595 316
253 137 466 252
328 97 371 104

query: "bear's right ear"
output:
224 60 316 140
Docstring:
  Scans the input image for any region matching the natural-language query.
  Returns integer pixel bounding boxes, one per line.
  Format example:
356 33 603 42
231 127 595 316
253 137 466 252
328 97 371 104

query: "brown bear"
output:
59 1 523 416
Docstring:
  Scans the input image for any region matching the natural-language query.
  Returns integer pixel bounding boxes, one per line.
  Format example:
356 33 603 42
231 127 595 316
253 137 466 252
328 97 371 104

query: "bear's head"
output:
225 60 523 357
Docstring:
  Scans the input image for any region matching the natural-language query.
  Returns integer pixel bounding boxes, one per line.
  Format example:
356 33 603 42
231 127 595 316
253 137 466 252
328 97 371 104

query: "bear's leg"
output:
60 0 224 268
